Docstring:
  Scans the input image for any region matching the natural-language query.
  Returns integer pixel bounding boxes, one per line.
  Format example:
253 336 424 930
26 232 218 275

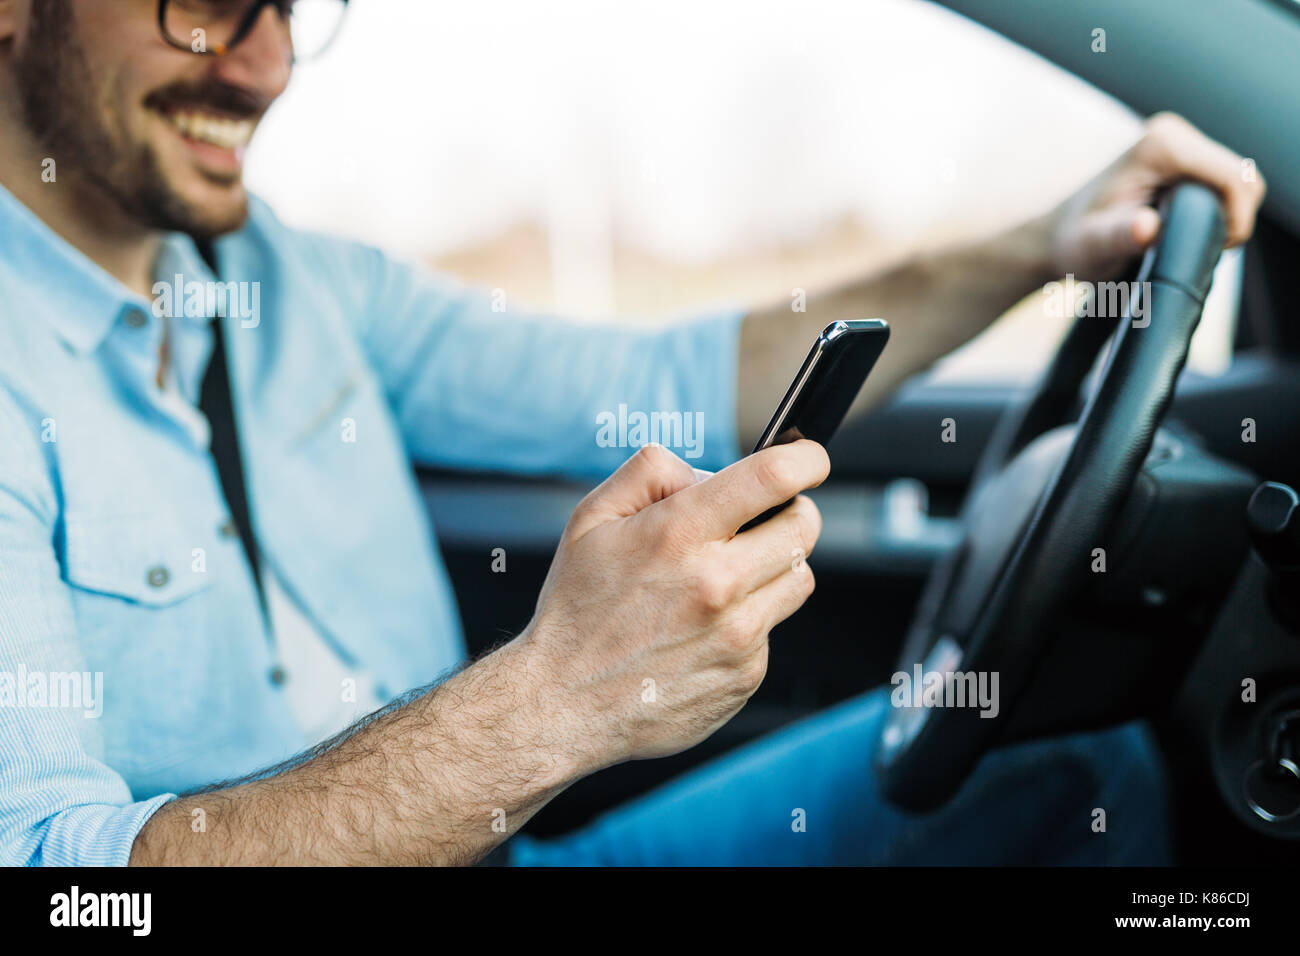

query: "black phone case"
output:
739 319 889 532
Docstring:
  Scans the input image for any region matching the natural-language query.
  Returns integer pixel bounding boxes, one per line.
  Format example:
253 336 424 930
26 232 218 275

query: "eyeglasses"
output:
157 0 349 62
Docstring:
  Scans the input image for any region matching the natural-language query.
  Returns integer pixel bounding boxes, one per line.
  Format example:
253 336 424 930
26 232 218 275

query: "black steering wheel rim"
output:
876 183 1228 810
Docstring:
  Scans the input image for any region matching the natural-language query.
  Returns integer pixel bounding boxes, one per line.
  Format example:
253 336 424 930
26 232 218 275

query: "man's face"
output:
9 0 292 238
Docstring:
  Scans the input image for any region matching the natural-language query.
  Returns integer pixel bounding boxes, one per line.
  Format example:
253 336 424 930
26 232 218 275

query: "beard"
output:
13 0 252 239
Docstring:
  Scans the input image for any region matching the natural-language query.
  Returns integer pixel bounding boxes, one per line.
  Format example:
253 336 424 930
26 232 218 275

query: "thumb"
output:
567 443 700 537
1066 204 1162 277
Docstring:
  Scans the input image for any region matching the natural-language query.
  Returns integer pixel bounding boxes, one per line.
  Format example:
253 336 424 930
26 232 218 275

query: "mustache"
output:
144 78 268 119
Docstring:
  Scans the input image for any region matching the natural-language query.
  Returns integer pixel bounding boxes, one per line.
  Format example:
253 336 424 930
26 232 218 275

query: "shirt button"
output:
219 519 239 539
123 308 149 329
269 665 288 686
146 565 170 589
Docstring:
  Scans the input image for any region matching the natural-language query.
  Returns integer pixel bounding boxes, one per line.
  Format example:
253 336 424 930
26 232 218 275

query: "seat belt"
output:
194 239 269 626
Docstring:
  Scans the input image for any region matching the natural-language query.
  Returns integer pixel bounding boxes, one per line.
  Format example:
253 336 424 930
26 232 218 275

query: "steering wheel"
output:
875 182 1228 810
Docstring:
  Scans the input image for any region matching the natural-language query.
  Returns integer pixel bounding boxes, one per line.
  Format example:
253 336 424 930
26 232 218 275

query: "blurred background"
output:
245 0 1238 383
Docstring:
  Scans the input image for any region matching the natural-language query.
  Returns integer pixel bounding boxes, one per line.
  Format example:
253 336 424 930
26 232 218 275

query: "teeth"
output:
167 111 254 151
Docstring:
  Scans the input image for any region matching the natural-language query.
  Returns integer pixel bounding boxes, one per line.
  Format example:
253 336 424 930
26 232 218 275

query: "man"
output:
0 0 1264 866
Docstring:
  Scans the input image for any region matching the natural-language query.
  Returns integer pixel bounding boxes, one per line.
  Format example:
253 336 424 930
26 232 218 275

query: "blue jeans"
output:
508 686 1170 865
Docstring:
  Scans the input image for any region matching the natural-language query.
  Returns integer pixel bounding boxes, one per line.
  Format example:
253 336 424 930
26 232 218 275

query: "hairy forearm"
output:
129 639 577 866
736 211 1058 447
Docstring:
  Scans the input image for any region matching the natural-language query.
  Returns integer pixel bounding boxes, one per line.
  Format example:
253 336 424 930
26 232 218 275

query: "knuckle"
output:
719 605 761 653
790 497 823 551
755 451 797 497
568 490 601 526
806 440 831 483
1136 113 1185 164
636 441 678 475
692 570 737 615
1145 110 1187 138
732 649 769 697
798 565 817 599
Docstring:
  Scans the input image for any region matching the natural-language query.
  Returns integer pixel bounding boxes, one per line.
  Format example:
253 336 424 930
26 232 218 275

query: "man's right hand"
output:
516 440 830 773
130 440 828 865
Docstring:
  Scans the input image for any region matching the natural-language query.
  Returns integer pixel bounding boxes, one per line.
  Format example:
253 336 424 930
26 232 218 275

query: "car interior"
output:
419 0 1300 863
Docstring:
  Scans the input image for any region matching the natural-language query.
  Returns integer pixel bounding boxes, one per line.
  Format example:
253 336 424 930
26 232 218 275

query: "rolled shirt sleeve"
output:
0 392 176 866
331 240 745 478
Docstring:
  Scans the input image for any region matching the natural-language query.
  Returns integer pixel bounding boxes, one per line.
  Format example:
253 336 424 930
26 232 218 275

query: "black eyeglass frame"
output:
156 0 349 60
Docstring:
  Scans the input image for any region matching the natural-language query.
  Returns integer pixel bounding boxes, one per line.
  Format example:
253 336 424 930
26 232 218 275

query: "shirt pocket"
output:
288 366 366 450
61 511 231 780
62 511 213 607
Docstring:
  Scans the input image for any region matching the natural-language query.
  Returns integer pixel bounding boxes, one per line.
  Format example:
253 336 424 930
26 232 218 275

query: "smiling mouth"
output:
162 108 256 151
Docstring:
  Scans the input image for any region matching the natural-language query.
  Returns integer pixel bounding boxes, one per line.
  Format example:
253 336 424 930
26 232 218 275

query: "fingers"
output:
1073 203 1162 269
707 547 817 669
665 439 831 541
1136 112 1267 247
742 552 818 639
568 443 698 537
728 493 823 593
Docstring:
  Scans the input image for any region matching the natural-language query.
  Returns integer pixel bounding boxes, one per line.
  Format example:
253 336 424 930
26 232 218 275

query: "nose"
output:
209 5 293 102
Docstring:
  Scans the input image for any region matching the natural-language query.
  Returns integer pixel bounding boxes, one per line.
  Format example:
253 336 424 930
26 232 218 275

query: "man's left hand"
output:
1048 111 1267 280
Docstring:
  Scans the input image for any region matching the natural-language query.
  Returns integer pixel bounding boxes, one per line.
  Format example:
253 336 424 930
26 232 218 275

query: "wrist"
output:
411 634 589 827
1004 207 1062 288
489 631 601 787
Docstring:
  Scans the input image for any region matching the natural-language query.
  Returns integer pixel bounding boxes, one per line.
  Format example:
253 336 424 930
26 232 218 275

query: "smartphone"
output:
739 319 889 531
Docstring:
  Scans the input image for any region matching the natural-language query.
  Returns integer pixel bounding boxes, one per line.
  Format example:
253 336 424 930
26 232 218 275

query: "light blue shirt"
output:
0 183 742 865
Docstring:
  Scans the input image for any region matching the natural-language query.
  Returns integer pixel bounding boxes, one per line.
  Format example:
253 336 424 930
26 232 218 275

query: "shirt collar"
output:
0 180 217 354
